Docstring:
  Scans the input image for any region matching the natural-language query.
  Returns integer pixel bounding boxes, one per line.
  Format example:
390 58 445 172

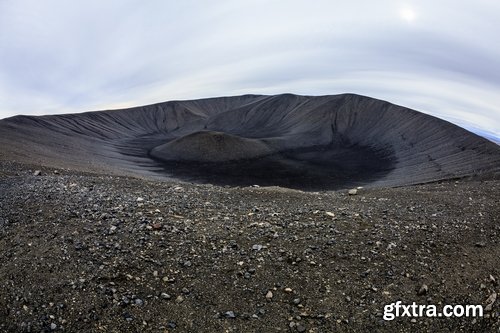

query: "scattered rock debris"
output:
0 161 498 332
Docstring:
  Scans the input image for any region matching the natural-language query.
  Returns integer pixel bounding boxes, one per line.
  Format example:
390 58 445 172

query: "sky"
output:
1 0 499 140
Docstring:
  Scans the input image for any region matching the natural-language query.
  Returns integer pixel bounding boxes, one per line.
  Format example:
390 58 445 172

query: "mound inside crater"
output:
150 131 273 162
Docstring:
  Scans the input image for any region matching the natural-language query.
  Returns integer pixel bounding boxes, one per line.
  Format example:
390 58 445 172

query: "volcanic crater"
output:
1 93 499 190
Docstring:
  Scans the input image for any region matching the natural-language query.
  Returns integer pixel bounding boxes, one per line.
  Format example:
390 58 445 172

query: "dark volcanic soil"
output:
0 161 498 332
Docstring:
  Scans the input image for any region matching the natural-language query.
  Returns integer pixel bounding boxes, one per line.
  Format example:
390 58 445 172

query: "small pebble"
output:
224 311 236 318
417 284 428 295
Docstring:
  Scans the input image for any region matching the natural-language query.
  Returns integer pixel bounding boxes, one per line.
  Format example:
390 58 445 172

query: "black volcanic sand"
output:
0 161 499 332
1 94 499 190
151 143 395 191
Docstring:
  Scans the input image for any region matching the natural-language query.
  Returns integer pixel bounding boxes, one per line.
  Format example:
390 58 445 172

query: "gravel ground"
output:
0 161 498 332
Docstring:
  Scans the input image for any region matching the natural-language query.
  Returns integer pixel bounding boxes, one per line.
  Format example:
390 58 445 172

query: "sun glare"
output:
400 7 417 23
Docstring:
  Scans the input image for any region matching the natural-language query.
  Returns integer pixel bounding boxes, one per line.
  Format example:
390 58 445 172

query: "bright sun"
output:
400 7 417 23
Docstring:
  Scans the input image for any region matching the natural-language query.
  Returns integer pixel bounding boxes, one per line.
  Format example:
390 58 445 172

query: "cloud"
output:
0 0 499 138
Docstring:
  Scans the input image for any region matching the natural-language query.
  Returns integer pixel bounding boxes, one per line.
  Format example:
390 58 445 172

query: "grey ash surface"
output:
0 162 498 332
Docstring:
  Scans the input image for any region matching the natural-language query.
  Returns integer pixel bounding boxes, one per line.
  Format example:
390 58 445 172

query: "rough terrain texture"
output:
1 94 499 332
0 161 498 332
1 94 499 190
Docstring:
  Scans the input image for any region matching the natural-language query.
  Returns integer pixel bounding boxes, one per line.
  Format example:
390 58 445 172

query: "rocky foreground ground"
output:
0 161 498 332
